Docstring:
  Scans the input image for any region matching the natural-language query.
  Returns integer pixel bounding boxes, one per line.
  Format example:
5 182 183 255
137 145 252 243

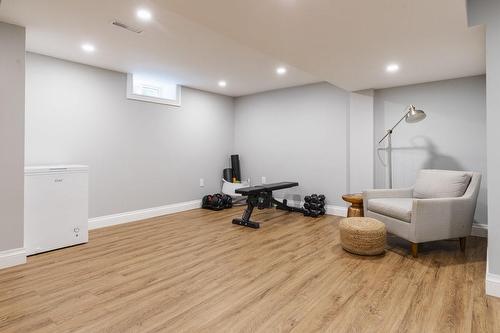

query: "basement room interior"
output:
1 0 500 332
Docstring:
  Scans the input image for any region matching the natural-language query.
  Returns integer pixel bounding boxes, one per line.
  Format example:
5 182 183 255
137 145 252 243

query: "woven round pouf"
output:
339 217 386 255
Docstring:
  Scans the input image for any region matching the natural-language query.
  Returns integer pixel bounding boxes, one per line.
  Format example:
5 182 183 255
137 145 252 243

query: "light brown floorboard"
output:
0 207 498 332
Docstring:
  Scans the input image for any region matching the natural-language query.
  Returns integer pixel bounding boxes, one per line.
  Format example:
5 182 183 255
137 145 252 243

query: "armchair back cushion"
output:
413 169 471 199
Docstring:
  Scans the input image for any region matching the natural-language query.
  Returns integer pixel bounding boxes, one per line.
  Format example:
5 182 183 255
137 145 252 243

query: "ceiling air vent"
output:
111 20 143 34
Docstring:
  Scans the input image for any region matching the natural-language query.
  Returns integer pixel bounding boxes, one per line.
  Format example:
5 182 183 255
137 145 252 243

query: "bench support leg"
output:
232 198 260 229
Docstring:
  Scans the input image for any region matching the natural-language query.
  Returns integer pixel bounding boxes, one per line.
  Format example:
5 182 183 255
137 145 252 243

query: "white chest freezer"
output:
24 165 89 255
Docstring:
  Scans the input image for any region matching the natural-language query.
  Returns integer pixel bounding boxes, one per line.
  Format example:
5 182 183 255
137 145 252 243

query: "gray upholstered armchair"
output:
363 170 481 257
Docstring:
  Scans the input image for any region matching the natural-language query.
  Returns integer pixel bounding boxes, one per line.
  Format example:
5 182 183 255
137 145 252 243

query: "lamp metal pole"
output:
379 108 412 189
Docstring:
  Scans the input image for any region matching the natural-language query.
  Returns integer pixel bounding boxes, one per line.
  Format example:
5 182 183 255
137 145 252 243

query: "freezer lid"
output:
25 165 89 174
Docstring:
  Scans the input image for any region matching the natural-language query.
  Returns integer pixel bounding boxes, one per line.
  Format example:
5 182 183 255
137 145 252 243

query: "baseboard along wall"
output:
486 272 500 298
0 248 27 270
471 223 488 238
88 200 202 230
275 197 348 218
486 259 500 298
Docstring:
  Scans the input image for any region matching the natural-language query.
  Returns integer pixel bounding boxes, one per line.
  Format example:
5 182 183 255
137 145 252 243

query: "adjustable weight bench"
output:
232 182 302 229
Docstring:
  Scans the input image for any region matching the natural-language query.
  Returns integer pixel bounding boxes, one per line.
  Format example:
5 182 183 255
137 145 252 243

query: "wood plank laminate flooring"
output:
0 207 499 332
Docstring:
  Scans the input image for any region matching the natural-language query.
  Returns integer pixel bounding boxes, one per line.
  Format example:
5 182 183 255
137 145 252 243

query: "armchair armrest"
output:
410 196 476 242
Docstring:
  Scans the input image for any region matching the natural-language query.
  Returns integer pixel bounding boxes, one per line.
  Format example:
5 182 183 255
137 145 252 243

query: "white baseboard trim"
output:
486 256 500 298
471 223 488 238
486 272 500 298
326 205 348 217
277 198 348 217
89 199 202 230
0 248 27 269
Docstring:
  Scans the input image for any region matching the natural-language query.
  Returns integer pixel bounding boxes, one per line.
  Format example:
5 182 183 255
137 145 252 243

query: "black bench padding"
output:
235 182 299 195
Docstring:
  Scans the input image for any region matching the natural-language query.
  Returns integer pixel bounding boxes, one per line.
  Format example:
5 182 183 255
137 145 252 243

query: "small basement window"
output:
126 73 181 106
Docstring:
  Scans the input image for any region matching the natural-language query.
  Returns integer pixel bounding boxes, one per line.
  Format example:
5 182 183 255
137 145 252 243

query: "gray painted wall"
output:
234 82 349 206
468 0 500 276
0 23 25 252
26 53 234 218
373 75 487 225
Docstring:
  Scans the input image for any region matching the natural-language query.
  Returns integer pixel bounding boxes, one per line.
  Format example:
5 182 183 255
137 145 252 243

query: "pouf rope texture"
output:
339 217 386 256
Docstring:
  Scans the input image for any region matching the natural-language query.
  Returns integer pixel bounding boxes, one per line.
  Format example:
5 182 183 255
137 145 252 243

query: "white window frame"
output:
126 73 181 107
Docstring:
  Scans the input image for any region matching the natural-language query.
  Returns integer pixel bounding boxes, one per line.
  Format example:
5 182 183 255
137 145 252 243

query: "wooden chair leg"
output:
410 242 418 258
459 237 466 252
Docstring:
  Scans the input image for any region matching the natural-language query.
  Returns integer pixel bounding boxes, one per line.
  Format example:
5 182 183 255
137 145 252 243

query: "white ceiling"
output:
0 0 485 96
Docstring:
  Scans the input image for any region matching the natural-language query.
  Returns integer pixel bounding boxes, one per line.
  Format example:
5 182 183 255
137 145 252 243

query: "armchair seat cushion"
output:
367 198 413 222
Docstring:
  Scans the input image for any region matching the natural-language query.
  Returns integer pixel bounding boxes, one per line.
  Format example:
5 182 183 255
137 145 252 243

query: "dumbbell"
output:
318 194 326 202
304 202 311 210
320 207 326 215
310 202 319 211
303 209 311 217
207 195 215 204
310 210 319 218
223 195 233 208
304 196 312 203
210 196 223 208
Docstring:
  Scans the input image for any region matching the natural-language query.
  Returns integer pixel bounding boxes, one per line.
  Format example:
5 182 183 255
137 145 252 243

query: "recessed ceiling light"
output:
137 9 152 21
218 80 227 87
81 43 95 53
276 67 287 75
386 64 400 73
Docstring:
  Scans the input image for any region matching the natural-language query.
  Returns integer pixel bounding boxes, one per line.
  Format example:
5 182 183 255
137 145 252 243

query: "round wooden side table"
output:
342 193 364 217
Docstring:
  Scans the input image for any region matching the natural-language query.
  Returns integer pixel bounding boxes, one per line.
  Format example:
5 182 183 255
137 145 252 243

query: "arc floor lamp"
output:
378 105 426 188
